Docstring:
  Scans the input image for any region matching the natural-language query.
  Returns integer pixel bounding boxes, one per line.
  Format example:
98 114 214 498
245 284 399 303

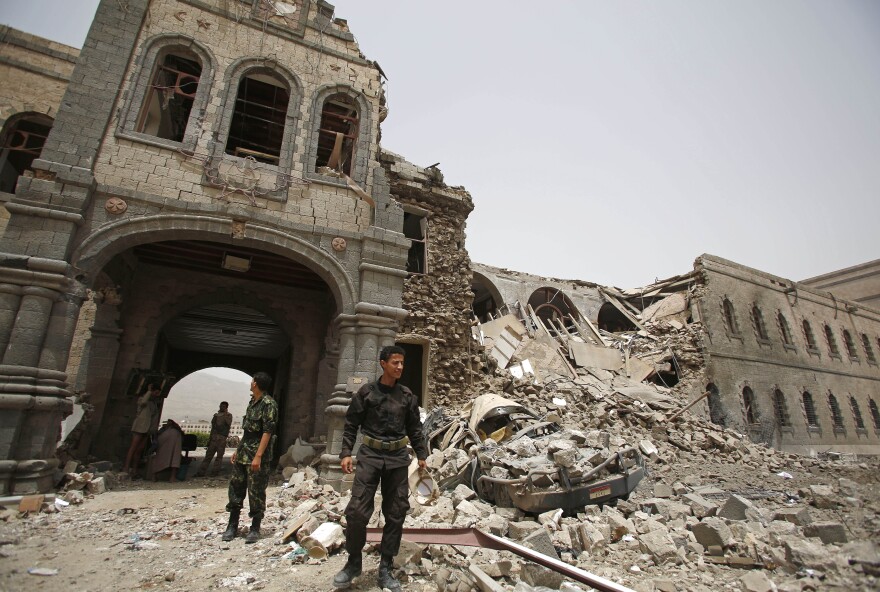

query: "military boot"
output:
245 517 261 544
377 555 401 592
221 510 240 542
332 554 362 589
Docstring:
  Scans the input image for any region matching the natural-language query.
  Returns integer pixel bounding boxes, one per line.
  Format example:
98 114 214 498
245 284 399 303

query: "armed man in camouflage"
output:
221 372 277 544
332 345 428 592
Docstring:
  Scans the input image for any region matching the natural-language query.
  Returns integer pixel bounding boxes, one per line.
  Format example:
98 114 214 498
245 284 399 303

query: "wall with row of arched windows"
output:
696 255 880 454
93 1 382 235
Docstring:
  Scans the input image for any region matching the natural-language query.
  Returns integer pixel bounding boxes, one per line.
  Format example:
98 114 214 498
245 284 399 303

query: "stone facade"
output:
0 0 472 495
692 255 880 455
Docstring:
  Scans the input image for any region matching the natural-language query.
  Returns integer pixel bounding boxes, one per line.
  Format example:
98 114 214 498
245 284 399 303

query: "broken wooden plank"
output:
598 288 646 332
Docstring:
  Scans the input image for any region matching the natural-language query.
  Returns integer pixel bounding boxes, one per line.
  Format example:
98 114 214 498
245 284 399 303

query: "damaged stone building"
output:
0 1 878 499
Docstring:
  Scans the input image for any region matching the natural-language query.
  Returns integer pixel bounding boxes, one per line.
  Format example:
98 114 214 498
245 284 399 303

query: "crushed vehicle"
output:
422 394 645 515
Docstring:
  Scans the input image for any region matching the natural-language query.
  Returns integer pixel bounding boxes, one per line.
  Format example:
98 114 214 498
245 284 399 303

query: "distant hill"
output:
160 369 252 424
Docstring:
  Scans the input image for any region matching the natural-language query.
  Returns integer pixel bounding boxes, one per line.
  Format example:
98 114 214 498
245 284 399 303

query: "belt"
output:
362 435 409 451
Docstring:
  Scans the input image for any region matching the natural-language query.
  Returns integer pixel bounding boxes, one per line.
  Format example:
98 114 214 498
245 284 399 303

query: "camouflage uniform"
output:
226 394 277 520
198 410 232 476
340 379 427 559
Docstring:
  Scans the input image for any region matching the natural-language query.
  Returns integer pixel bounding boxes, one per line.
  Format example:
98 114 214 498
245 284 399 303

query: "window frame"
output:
209 58 303 201
722 297 741 338
777 311 796 351
304 84 372 187
773 388 792 429
802 391 820 431
402 208 429 275
117 35 215 154
824 324 841 359
802 320 819 355
828 392 845 434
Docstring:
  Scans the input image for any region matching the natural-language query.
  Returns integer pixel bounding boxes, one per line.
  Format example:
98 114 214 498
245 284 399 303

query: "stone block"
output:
393 540 424 568
682 493 717 518
521 563 564 589
508 521 543 540
451 484 476 506
86 476 106 495
739 570 777 592
654 481 674 498
605 511 635 542
838 477 859 498
772 507 811 526
522 527 559 559
638 528 679 565
718 494 754 520
691 517 732 548
804 521 848 544
782 536 835 570
809 484 837 509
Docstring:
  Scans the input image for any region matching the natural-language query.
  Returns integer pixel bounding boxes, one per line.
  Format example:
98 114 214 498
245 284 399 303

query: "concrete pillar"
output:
39 293 84 372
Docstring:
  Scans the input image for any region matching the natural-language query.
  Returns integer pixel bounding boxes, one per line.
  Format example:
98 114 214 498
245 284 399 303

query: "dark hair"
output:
252 372 272 392
220 401 229 408
148 383 159 390
379 345 406 362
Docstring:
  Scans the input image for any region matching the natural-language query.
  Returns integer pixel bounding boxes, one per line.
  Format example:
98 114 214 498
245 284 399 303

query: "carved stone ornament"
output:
232 220 246 239
105 197 128 215
331 237 347 252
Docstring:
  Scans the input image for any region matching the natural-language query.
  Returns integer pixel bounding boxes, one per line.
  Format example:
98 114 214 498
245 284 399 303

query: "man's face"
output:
219 404 228 412
380 354 405 382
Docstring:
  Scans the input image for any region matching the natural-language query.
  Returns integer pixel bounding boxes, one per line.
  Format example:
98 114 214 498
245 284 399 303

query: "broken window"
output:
225 71 290 165
722 298 739 335
137 51 202 142
824 324 840 358
828 393 844 431
0 113 52 193
802 320 818 351
777 312 794 347
773 389 790 427
842 329 858 360
863 334 877 364
742 386 758 424
851 396 866 430
315 93 358 175
752 305 769 341
404 212 427 274
802 391 819 428
870 399 880 430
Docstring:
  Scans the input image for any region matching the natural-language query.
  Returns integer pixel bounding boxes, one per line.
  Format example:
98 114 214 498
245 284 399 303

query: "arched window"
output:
828 393 844 430
850 396 865 430
137 49 202 142
752 305 769 341
722 298 739 335
773 389 790 427
777 312 794 347
862 334 877 364
742 386 758 424
842 330 858 359
225 71 290 164
315 93 359 175
802 320 818 351
870 399 880 430
0 113 53 193
824 324 840 358
802 391 819 428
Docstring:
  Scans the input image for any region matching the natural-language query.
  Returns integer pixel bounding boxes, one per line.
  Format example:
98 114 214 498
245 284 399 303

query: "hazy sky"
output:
3 1 878 287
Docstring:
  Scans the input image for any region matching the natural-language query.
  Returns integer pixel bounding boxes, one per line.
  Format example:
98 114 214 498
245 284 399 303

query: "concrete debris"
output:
1 292 878 592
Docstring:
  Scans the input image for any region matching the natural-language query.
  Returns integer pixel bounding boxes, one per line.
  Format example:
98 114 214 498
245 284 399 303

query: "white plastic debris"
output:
776 471 793 479
28 567 59 576
552 397 567 407
54 498 70 510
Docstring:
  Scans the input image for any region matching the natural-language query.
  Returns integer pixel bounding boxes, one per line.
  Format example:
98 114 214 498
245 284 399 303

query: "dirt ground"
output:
0 475 377 592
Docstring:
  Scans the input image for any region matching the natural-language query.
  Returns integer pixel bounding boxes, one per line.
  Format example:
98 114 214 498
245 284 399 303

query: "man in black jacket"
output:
333 345 427 591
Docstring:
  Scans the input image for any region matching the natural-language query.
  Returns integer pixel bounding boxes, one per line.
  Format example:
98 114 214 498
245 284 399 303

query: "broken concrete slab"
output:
569 341 623 371
804 521 848 544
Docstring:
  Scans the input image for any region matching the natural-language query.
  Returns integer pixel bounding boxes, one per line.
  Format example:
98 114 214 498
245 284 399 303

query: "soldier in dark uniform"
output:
221 372 278 544
332 345 428 592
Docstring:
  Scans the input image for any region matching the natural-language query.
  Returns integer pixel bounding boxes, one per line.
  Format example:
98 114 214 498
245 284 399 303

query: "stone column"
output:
0 284 22 356
2 286 56 367
319 305 407 491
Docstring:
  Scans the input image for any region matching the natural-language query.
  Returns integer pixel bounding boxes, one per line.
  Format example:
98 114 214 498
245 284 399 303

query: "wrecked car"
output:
423 394 645 515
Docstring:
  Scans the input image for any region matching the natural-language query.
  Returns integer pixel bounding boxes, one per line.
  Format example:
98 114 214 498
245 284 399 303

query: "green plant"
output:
191 431 211 447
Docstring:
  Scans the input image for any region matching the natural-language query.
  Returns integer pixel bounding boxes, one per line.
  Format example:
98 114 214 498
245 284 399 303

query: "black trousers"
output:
343 459 410 559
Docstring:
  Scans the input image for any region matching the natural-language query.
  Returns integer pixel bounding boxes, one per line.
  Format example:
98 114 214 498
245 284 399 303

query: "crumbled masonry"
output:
2 310 878 592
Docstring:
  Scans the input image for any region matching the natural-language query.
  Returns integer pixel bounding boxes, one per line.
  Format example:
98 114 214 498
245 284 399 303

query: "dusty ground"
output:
1 448 878 592
0 475 365 592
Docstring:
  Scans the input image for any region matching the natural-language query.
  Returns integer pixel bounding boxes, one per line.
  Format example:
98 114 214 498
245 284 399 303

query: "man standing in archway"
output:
222 372 277 544
197 401 233 477
333 346 428 592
